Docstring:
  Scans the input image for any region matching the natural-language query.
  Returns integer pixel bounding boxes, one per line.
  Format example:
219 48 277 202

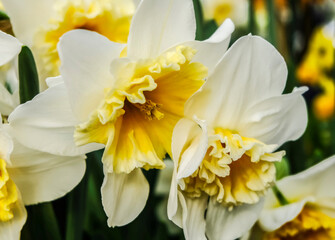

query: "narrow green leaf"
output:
66 173 88 240
18 46 39 104
266 0 277 47
248 0 256 34
192 0 205 40
272 185 289 206
23 203 62 240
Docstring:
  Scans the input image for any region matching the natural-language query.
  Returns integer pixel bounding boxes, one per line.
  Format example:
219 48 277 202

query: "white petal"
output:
185 19 234 74
101 168 149 227
8 137 86 205
240 87 308 146
276 155 335 201
0 127 13 162
185 35 287 129
58 30 124 121
8 83 103 156
0 84 16 116
206 197 265 240
167 166 182 227
0 193 27 240
127 0 196 59
0 31 22 66
45 76 64 88
180 195 207 240
1 0 54 45
173 117 208 180
259 196 313 232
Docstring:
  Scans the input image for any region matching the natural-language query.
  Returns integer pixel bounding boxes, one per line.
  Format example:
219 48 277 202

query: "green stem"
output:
273 185 289 206
248 0 256 34
266 0 277 47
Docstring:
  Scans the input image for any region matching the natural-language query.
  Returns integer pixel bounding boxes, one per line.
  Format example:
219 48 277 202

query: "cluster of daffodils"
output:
1 0 333 239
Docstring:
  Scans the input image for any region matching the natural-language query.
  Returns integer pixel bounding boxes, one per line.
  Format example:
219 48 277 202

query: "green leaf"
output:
22 203 62 240
275 157 290 180
18 46 39 104
0 10 9 20
192 0 204 40
66 173 88 240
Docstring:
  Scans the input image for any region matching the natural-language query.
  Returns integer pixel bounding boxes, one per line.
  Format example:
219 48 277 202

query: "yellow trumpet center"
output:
0 158 18 222
33 0 135 80
182 129 284 206
264 206 335 240
75 45 207 174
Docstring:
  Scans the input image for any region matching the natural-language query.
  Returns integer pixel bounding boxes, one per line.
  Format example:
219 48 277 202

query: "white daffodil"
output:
167 35 308 240
8 0 236 227
200 0 248 27
0 31 20 116
250 155 335 240
2 0 138 89
0 122 87 240
0 28 88 240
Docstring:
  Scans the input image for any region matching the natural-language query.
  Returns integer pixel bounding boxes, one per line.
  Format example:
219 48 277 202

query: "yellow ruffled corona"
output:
264 206 335 240
33 0 135 78
75 46 207 174
182 129 284 206
0 158 18 222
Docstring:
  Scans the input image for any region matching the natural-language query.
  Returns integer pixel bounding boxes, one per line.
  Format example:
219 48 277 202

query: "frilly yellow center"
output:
182 129 284 206
0 158 18 222
264 206 335 240
33 0 135 79
75 45 207 174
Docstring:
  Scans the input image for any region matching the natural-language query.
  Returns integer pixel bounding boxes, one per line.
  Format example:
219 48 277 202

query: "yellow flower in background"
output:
200 0 248 27
297 21 334 85
168 35 307 240
8 0 235 227
297 20 335 120
313 76 335 120
2 0 137 89
244 156 335 240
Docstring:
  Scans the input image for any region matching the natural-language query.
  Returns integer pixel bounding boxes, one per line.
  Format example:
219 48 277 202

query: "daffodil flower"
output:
200 0 248 27
2 0 138 88
0 29 88 240
0 122 88 240
167 35 308 240
0 30 20 116
249 155 335 240
8 0 236 227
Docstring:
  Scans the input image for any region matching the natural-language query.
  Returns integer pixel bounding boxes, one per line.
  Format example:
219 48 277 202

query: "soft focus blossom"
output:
0 30 87 240
2 0 137 89
297 20 335 120
247 155 335 239
8 0 236 227
168 35 308 240
200 0 248 27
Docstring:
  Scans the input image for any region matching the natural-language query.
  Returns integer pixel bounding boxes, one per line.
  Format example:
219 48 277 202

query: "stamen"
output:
133 100 164 120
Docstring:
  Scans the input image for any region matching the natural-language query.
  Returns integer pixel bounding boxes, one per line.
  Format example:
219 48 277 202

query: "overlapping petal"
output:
8 82 103 156
127 0 196 59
